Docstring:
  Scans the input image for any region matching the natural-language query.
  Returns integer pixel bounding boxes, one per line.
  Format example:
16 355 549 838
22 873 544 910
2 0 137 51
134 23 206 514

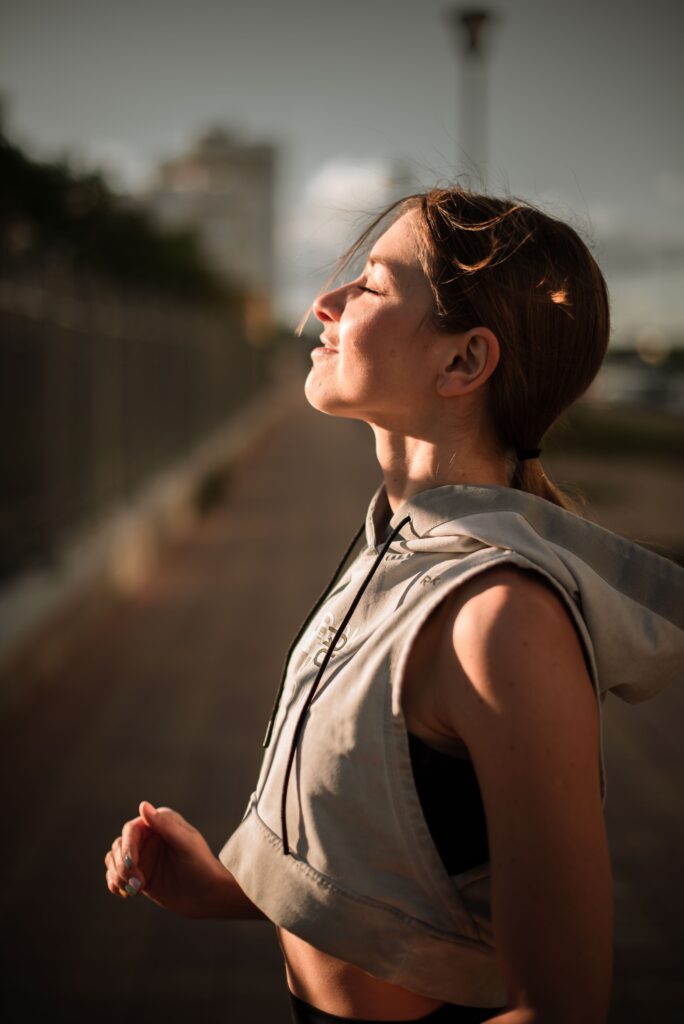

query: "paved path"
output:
1 373 681 1022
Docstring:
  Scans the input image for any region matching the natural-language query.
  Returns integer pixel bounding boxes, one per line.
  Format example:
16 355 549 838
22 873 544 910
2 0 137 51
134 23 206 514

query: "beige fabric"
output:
220 482 684 1006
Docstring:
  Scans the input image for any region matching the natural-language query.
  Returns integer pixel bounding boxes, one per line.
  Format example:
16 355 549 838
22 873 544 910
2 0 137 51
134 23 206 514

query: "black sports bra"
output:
407 732 489 875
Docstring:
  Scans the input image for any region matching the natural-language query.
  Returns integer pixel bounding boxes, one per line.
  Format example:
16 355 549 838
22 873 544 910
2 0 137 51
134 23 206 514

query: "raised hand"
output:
104 800 262 919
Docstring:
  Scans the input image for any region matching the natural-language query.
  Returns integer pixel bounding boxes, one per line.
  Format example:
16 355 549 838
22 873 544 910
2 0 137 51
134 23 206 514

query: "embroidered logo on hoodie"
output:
299 610 360 668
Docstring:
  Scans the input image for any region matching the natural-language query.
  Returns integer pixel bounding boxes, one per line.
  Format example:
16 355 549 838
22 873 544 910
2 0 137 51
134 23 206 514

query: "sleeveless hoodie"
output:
219 481 684 1008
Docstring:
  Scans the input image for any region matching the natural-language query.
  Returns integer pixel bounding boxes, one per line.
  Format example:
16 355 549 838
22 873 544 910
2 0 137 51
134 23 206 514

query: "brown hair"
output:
297 187 610 513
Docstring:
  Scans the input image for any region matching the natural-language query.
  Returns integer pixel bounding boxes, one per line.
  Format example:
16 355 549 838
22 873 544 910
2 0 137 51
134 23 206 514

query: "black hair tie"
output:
516 448 542 460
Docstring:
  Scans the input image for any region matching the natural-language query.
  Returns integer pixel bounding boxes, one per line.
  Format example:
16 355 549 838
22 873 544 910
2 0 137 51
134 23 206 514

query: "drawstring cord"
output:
280 514 412 856
262 519 367 750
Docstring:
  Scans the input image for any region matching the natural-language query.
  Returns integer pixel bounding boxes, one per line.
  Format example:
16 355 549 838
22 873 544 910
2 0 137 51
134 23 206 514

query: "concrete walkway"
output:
1 373 681 1022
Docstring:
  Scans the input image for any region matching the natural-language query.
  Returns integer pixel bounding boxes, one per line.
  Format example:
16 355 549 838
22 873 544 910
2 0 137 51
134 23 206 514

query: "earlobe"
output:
436 328 500 398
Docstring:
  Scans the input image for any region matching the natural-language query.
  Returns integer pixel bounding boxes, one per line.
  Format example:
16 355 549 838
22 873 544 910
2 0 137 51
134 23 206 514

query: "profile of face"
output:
306 207 499 436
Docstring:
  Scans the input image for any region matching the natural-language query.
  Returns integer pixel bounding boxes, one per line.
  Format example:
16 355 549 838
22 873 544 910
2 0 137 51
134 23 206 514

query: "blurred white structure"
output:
446 8 495 185
146 127 277 340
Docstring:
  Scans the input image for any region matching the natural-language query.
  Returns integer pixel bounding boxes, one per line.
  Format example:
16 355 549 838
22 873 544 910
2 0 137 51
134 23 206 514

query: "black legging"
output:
289 991 503 1023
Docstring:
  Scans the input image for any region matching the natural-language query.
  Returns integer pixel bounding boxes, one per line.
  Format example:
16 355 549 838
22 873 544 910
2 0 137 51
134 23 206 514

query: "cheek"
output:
339 303 427 397
344 305 404 357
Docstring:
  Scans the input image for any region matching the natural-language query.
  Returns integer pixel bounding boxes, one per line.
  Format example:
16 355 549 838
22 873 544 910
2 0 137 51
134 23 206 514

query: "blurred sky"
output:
2 0 683 339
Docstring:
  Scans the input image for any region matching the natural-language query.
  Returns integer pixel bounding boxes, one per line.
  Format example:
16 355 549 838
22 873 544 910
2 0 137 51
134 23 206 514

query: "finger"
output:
141 801 195 836
121 815 149 870
104 852 117 893
156 805 196 833
108 840 143 897
139 800 161 830
105 857 128 898
106 843 128 891
111 836 125 875
106 871 126 897
120 823 151 891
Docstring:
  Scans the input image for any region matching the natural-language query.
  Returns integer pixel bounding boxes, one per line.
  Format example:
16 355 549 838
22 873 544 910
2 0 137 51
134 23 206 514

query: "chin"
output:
304 374 345 417
303 369 376 423
304 392 367 423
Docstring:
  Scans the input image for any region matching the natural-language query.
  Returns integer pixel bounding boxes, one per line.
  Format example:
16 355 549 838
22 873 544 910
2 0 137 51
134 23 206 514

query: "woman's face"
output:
306 208 440 430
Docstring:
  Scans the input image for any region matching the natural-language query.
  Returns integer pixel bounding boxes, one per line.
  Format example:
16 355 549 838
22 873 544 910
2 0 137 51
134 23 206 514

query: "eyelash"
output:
358 285 378 294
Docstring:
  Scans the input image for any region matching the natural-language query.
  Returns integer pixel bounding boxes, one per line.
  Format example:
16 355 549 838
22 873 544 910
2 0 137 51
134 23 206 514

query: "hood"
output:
365 481 684 705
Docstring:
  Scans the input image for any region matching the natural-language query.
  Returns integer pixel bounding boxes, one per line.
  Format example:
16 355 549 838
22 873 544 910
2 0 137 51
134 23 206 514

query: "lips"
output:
319 335 338 351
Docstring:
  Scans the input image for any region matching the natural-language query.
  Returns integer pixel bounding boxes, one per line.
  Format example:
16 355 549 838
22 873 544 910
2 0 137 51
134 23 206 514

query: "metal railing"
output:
0 271 269 584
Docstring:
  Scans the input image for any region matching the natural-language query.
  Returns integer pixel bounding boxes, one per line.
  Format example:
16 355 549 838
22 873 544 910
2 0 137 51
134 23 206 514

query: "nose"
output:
312 283 346 323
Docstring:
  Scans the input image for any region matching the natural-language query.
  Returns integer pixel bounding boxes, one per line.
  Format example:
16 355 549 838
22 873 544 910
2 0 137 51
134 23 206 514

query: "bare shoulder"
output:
431 563 597 743
451 562 575 626
451 563 584 656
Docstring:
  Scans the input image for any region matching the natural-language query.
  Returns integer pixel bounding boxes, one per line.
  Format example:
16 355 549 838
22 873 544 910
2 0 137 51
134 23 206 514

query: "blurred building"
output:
146 127 277 341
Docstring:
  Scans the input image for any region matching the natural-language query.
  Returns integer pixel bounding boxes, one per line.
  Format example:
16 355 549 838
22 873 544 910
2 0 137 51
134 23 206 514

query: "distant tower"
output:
446 8 494 185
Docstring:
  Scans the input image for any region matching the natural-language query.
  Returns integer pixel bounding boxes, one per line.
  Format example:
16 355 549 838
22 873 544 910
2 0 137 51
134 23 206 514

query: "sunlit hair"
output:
297 187 611 513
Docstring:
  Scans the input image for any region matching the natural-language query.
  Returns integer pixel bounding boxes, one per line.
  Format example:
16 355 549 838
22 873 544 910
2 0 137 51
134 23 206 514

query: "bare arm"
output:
433 567 612 1024
104 800 267 921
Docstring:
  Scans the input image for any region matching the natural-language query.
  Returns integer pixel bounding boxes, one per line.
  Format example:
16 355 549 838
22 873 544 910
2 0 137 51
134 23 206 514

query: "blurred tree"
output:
0 130 243 308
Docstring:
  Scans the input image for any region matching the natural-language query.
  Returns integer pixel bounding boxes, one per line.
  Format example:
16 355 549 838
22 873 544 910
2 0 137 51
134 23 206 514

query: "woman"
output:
104 189 683 1024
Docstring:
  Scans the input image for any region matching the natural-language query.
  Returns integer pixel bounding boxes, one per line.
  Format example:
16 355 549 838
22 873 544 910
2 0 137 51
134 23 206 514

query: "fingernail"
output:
125 877 141 896
118 888 128 899
124 854 133 870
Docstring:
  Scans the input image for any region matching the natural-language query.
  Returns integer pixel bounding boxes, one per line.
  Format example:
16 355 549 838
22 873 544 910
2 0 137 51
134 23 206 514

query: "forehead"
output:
367 208 424 279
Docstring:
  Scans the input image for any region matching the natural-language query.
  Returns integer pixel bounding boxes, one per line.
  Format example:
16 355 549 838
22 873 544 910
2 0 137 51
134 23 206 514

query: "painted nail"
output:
125 877 141 896
118 888 128 898
124 854 133 870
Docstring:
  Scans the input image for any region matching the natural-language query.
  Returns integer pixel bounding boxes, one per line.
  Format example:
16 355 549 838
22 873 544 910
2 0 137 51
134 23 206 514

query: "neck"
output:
371 425 510 514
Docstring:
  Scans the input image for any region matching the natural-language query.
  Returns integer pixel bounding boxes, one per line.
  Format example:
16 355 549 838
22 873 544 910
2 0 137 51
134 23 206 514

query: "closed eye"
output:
357 285 378 294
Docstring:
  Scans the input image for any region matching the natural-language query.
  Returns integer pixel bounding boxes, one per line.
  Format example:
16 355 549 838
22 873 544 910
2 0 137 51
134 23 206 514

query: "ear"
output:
435 327 500 398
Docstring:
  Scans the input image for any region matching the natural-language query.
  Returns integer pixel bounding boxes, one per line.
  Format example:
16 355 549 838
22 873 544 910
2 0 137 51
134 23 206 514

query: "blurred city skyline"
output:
2 0 683 343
